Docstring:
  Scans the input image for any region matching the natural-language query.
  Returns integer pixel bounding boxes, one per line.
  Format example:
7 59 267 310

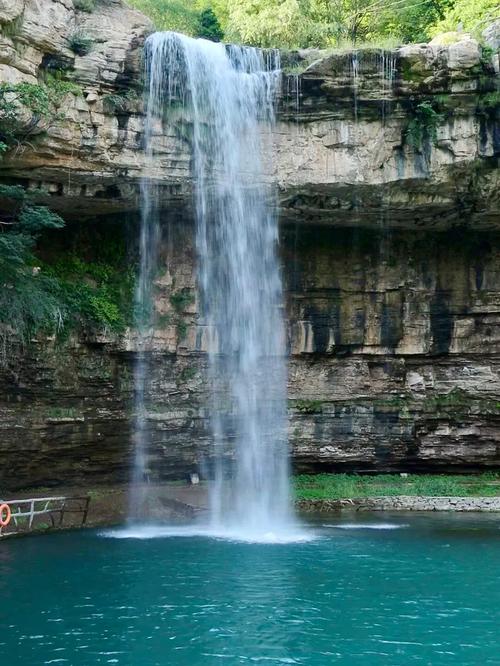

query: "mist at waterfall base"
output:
127 32 304 543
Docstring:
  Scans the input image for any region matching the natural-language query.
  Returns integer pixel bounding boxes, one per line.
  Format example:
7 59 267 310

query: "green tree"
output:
127 0 201 33
222 0 452 47
429 0 500 36
197 7 224 41
308 0 380 45
369 0 453 44
126 0 499 47
225 0 315 48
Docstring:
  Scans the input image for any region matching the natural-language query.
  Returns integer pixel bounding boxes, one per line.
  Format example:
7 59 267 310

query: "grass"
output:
294 473 500 500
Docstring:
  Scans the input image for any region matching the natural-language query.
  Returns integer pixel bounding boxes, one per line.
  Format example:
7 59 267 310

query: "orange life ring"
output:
0 503 11 527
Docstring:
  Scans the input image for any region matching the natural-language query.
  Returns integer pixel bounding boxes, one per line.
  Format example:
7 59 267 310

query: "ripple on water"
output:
2 515 500 666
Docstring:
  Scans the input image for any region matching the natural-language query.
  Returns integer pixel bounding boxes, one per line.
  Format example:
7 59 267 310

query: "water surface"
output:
1 513 499 664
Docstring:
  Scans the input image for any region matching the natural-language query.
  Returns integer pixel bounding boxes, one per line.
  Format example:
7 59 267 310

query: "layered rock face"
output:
1 1 499 490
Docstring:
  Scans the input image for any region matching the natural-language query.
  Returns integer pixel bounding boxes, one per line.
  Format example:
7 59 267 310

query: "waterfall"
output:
128 43 162 522
132 32 297 538
378 50 396 123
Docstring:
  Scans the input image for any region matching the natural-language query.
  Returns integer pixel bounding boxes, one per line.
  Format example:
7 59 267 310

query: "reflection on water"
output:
0 513 499 665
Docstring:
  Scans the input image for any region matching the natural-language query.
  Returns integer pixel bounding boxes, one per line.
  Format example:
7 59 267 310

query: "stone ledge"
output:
297 496 500 512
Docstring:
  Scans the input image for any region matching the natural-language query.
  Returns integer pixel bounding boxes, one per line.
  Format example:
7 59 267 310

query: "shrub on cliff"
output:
68 31 94 56
0 78 82 151
0 185 135 360
74 0 96 11
0 185 66 360
45 253 135 336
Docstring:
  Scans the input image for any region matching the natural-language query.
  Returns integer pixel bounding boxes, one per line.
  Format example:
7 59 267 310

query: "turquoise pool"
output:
0 513 499 664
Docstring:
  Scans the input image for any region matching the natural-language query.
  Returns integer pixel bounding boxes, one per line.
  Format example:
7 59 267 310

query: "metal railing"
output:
0 496 90 537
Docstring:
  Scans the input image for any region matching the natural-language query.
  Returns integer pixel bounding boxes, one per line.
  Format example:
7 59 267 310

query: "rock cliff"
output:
1 0 499 490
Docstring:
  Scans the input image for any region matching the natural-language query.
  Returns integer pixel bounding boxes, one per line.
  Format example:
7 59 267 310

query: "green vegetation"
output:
430 0 500 37
478 90 500 111
0 185 66 360
176 319 188 340
405 100 444 151
0 186 134 362
103 90 139 113
45 253 135 335
170 289 195 312
0 77 81 152
126 0 498 48
198 8 224 41
74 0 96 11
0 77 118 361
0 185 133 363
157 313 173 328
69 31 93 56
294 473 500 500
45 407 83 419
291 399 324 414
127 0 212 37
179 366 197 381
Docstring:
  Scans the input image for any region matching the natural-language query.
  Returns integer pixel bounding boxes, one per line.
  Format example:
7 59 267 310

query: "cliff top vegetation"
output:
125 0 499 48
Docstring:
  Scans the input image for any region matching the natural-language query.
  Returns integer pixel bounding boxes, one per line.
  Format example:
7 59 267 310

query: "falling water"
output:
351 50 360 125
378 50 396 123
128 45 163 521
132 32 297 538
286 72 301 119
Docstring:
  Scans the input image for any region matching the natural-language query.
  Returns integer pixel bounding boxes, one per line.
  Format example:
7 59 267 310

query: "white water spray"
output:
132 32 298 539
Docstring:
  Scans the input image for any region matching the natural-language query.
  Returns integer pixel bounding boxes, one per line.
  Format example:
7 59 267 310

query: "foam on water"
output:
323 523 409 530
102 524 315 545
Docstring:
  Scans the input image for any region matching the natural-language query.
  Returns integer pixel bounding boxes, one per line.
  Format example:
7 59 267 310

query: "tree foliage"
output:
127 0 499 47
197 8 224 41
128 0 225 39
405 100 444 151
224 0 455 46
0 185 66 358
372 0 453 44
0 183 135 360
429 0 500 36
223 1 303 48
128 0 202 33
45 253 135 335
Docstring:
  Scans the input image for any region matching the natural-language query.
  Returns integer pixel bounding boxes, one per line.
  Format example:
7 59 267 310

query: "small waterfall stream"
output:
132 32 299 539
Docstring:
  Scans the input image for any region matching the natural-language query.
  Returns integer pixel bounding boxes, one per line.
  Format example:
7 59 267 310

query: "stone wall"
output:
2 220 499 491
0 1 499 490
297 496 500 512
